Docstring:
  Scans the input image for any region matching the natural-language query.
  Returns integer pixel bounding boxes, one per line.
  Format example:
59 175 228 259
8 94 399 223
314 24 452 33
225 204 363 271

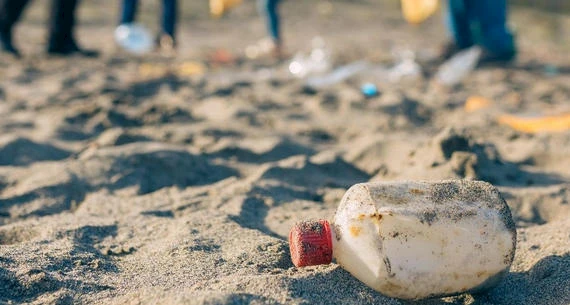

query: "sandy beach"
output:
0 0 569 304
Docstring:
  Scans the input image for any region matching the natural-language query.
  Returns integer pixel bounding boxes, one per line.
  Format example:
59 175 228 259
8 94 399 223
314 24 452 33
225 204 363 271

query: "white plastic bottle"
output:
289 180 516 300
435 46 482 86
114 23 154 55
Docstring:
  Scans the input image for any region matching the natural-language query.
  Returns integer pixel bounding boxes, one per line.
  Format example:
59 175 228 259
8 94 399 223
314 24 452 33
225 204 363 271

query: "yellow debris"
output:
401 0 439 24
138 63 169 78
138 61 206 79
464 96 492 112
210 0 243 19
498 113 570 133
176 61 206 76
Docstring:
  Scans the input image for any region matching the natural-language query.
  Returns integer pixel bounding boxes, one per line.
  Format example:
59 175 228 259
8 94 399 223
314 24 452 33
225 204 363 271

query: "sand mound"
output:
76 143 239 195
0 137 71 166
206 137 316 164
0 143 238 224
370 128 565 187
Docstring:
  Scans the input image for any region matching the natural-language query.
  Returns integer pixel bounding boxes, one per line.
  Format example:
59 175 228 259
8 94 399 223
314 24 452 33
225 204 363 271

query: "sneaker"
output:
478 48 516 66
156 33 176 54
47 39 99 57
438 41 516 66
245 38 285 60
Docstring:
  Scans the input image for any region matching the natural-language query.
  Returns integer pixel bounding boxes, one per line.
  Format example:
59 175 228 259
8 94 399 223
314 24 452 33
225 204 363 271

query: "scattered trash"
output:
208 48 236 65
177 61 207 76
138 61 207 79
359 49 421 83
305 61 369 88
498 112 570 133
401 0 439 24
289 180 516 300
387 49 422 82
114 23 154 54
293 44 421 88
138 63 168 79
464 95 492 112
210 0 243 18
435 46 482 86
289 37 332 78
361 83 379 97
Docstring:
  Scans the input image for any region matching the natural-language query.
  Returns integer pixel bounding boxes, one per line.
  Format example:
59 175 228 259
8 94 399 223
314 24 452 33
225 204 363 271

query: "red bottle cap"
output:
289 219 333 267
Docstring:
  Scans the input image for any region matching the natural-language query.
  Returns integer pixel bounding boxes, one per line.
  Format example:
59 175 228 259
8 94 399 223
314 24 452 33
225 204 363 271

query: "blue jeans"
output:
446 0 515 56
120 0 177 37
258 0 281 42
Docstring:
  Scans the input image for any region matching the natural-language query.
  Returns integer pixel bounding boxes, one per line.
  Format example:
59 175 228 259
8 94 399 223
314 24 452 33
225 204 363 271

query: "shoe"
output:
245 38 285 60
438 41 516 66
47 39 99 57
156 33 176 54
0 30 21 57
478 48 516 66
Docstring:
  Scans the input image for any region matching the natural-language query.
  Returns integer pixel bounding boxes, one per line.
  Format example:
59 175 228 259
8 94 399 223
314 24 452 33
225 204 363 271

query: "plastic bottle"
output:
114 23 154 55
435 46 482 86
305 61 369 88
387 49 422 82
289 180 516 300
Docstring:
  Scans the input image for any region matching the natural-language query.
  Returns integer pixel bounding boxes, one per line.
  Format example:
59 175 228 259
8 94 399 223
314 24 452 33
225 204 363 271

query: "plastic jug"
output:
114 23 154 54
289 180 516 300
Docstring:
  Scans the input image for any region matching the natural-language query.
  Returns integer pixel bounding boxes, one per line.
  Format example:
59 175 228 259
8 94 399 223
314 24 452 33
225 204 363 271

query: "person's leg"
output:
47 0 76 51
446 0 474 50
468 0 515 59
264 0 281 44
0 0 31 32
120 0 138 25
0 0 32 55
161 0 177 37
256 0 282 57
48 0 98 56
156 0 177 50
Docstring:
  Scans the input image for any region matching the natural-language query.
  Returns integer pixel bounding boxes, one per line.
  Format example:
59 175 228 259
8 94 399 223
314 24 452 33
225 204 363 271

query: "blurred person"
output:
259 0 282 58
0 0 98 57
442 0 516 63
245 0 282 59
119 0 178 51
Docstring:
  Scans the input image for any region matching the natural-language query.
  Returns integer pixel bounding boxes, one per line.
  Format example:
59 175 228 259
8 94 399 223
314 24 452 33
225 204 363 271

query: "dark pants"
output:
120 0 177 37
0 0 79 49
446 0 515 55
0 0 30 34
48 0 79 49
258 0 281 42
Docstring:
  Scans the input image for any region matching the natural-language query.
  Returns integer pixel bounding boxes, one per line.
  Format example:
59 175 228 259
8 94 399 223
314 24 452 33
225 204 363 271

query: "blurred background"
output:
9 0 570 58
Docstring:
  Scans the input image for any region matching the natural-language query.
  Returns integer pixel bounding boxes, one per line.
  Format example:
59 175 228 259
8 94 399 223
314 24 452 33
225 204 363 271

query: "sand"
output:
0 0 569 304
